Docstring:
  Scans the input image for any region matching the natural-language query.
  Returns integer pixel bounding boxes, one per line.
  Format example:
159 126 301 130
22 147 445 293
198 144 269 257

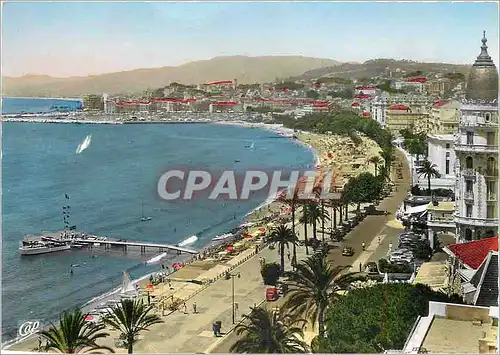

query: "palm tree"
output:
417 159 441 193
380 149 394 181
277 187 301 266
230 307 309 353
368 156 384 176
267 224 299 275
299 203 310 255
39 309 113 354
103 299 163 354
283 252 360 338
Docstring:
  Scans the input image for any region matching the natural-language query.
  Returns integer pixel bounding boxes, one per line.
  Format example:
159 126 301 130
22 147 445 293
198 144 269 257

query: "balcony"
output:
428 215 455 228
487 193 497 202
455 215 499 227
462 169 476 178
485 168 498 177
464 191 474 201
455 144 498 153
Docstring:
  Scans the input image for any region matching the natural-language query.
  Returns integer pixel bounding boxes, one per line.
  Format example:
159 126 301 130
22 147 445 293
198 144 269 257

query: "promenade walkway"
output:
10 150 411 354
210 148 412 353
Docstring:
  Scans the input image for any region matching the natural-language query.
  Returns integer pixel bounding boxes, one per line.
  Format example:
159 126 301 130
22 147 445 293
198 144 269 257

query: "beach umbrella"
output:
145 284 154 291
226 245 234 252
327 153 334 159
85 315 94 321
259 227 265 232
172 262 182 270
246 234 254 239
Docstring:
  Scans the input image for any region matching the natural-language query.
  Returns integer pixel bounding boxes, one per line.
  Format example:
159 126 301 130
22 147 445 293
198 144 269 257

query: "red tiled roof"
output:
354 94 371 99
360 111 370 117
389 104 410 111
351 102 360 107
407 77 427 83
447 237 498 269
355 86 377 90
433 100 449 107
206 80 232 85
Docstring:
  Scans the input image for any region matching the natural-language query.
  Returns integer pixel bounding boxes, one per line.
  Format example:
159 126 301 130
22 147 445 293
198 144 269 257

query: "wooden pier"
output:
70 238 198 254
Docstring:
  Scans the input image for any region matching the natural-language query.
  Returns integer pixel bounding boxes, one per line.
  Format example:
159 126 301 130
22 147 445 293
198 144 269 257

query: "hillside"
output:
291 59 471 81
2 56 340 97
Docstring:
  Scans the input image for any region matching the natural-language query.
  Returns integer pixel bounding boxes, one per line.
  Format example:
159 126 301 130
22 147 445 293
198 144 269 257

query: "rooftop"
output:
413 261 448 291
444 237 498 269
427 201 455 212
404 302 498 354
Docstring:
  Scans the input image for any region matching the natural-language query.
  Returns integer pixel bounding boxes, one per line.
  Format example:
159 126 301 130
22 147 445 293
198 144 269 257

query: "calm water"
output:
2 97 82 114
1 120 313 340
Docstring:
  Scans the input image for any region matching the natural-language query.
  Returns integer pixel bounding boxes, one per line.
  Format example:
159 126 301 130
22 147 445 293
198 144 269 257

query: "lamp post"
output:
228 272 241 324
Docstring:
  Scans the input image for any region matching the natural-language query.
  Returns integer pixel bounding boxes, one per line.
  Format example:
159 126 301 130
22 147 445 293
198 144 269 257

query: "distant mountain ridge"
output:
3 56 341 97
291 59 471 81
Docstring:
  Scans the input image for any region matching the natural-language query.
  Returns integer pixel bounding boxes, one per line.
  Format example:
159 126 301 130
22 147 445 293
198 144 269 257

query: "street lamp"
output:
227 272 241 324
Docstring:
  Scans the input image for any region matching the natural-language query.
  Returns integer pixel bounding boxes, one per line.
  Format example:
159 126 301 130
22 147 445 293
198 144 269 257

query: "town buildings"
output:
370 93 434 128
454 32 499 242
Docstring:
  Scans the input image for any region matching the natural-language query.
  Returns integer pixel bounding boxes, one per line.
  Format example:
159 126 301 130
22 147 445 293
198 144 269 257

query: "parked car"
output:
266 287 279 301
342 246 355 256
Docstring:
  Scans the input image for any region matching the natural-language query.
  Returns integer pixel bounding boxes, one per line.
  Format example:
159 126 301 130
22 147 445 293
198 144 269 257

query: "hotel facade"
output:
454 32 499 242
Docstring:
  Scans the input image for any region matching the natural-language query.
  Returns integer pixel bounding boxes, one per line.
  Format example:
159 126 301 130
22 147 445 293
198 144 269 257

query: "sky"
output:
2 1 499 77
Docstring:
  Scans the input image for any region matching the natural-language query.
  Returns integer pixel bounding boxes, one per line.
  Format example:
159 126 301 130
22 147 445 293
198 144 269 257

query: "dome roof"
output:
465 31 499 102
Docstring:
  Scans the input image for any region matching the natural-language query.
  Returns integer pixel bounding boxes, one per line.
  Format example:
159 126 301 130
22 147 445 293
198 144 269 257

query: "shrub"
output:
260 262 281 285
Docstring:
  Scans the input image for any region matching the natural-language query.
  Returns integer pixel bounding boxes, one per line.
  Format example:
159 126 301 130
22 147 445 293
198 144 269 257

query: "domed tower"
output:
455 31 499 242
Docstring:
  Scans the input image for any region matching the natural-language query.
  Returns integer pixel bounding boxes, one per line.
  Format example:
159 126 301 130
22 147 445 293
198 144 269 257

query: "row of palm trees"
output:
231 251 360 353
37 299 163 354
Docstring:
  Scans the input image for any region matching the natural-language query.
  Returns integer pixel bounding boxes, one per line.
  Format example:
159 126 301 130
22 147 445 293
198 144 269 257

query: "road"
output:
209 149 411 353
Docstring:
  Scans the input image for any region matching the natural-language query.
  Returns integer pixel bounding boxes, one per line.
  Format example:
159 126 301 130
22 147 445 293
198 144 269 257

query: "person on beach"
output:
378 235 381 244
287 251 291 261
193 302 197 314
183 303 187 314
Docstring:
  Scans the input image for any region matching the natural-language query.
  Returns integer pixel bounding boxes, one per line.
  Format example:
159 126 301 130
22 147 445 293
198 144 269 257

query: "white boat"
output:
212 233 233 241
76 134 92 154
19 241 71 255
140 202 152 222
177 235 198 247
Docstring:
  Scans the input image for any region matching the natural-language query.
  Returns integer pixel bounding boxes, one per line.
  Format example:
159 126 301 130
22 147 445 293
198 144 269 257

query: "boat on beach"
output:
211 233 233 241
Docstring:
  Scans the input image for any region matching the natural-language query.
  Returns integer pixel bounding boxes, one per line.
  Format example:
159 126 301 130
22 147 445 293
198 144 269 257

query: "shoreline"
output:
1 121 315 350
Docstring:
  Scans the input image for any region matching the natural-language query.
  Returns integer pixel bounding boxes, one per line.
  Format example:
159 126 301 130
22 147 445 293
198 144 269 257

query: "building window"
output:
445 160 450 175
487 181 496 196
487 157 496 174
487 132 495 145
466 204 473 217
466 180 473 193
466 156 473 169
466 132 474 145
485 112 491 121
465 228 472 241
487 204 495 219
446 143 450 149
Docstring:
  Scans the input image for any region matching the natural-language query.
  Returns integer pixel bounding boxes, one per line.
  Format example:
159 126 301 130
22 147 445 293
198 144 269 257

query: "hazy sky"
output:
2 1 499 77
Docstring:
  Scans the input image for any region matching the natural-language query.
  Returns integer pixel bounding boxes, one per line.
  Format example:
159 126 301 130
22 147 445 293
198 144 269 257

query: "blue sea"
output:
1 97 82 114
1 98 314 342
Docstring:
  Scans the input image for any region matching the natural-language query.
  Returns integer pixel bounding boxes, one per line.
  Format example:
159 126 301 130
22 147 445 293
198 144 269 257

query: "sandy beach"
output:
6 125 385 353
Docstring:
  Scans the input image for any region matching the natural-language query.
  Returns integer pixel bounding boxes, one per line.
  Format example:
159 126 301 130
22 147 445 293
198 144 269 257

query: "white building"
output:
454 32 498 242
370 93 434 128
424 134 457 190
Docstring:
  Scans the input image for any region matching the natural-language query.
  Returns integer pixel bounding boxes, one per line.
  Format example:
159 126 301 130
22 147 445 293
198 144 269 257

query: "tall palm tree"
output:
277 187 301 266
283 252 360 338
299 203 310 255
417 159 441 193
303 202 330 242
230 307 309 353
267 224 299 275
103 299 163 354
39 309 113 354
368 156 384 176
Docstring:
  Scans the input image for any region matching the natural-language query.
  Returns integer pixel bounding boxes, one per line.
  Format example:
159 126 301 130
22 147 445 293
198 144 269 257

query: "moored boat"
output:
19 240 71 255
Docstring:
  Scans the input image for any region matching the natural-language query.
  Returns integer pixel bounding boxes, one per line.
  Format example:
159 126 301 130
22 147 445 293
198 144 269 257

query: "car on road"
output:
342 246 355 256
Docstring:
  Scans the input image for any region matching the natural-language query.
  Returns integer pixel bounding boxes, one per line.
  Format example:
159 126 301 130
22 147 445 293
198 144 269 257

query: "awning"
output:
403 204 429 215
